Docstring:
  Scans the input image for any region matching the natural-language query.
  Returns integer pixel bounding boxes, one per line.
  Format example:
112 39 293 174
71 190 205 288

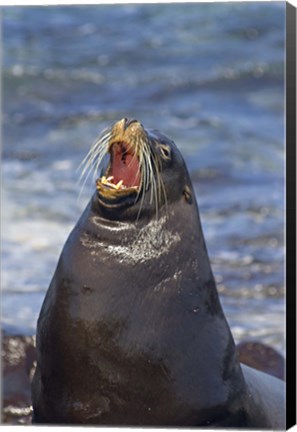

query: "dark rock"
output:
237 341 285 381
1 332 36 424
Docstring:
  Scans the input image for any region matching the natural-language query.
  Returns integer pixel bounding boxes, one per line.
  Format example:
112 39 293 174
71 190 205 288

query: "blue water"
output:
2 3 285 353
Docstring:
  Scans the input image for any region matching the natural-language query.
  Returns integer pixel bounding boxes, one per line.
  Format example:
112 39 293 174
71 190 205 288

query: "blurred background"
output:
2 2 285 353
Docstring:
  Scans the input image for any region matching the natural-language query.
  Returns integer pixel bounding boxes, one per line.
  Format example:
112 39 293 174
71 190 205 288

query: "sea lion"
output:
31 118 285 428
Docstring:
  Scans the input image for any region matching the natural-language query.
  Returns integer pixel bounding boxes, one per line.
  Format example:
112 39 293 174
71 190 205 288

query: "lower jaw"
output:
96 188 140 210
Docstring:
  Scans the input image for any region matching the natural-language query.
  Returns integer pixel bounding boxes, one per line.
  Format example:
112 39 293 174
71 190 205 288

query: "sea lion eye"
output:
159 144 171 160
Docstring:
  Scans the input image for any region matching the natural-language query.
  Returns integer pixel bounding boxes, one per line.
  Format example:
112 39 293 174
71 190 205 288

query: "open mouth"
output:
96 141 141 205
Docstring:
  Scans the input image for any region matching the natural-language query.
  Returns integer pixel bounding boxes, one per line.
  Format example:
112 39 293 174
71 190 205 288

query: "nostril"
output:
124 118 138 131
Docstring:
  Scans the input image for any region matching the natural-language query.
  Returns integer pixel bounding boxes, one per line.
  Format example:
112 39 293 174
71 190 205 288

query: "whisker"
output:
137 140 161 220
77 130 111 197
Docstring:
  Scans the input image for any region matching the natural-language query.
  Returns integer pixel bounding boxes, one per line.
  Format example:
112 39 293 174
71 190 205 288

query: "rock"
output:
1 332 36 424
237 341 285 381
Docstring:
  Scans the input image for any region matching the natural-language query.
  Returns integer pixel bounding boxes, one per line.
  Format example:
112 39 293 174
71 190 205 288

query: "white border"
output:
1 0 295 431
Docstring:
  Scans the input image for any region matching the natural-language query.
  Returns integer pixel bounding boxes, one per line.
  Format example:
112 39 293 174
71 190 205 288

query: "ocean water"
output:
2 3 285 353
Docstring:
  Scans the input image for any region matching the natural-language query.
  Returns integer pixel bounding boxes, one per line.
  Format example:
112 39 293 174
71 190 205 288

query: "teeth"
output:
100 176 126 190
98 175 138 191
101 175 114 183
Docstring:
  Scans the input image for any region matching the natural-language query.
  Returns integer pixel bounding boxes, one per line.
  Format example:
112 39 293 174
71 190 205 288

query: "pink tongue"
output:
110 144 141 187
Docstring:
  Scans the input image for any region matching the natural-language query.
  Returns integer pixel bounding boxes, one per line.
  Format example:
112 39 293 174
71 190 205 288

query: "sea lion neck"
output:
87 190 219 293
87 193 181 251
89 190 162 227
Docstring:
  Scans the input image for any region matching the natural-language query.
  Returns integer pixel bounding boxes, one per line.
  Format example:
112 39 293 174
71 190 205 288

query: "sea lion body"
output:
32 119 285 428
241 365 285 427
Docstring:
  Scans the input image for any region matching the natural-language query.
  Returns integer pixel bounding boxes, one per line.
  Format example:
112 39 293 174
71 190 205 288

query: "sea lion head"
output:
81 118 193 221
